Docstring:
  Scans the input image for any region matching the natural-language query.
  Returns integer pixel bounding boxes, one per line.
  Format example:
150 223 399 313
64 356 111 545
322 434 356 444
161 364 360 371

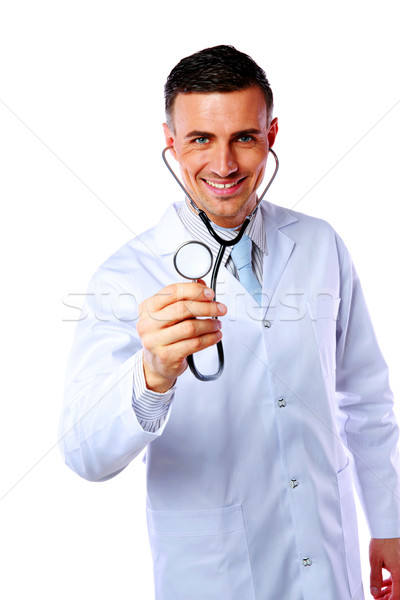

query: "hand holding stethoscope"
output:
173 240 224 381
163 146 279 382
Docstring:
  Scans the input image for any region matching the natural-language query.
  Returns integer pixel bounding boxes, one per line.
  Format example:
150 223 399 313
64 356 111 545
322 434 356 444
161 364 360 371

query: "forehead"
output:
172 87 268 134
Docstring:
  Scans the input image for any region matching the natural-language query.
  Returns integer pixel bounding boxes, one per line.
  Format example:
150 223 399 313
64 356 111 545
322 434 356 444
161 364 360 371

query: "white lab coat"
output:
60 200 400 600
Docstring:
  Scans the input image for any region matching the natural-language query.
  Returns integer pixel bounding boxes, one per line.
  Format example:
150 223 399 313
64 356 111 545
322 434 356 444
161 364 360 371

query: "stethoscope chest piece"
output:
173 241 213 281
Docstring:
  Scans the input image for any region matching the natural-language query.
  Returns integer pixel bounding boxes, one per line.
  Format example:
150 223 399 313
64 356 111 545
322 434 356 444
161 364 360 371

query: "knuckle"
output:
183 319 197 337
172 282 189 303
140 333 153 352
156 346 169 364
176 299 185 312
166 285 179 303
177 300 191 318
191 336 204 352
141 295 153 312
203 301 217 316
136 319 145 336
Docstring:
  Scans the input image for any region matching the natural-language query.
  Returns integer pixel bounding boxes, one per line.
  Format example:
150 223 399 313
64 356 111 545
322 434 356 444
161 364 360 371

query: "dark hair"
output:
164 45 273 129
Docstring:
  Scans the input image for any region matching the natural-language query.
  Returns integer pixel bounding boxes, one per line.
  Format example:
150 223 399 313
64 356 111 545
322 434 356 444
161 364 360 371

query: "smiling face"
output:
163 86 278 228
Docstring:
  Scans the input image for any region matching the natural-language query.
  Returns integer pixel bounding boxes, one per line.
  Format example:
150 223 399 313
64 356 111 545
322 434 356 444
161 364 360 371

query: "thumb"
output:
370 561 383 597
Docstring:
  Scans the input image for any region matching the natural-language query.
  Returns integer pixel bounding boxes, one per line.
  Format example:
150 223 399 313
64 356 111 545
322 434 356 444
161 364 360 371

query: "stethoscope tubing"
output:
162 146 279 227
164 146 279 381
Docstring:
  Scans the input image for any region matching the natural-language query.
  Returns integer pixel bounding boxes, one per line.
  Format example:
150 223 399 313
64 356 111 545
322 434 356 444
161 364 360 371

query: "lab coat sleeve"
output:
335 234 400 538
59 266 172 482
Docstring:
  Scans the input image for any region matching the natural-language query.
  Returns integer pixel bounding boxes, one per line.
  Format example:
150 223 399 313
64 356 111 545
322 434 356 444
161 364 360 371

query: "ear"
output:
163 123 177 160
267 117 278 148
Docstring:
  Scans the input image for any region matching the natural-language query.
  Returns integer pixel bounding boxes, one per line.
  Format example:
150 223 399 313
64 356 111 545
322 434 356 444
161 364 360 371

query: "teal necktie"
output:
230 235 262 303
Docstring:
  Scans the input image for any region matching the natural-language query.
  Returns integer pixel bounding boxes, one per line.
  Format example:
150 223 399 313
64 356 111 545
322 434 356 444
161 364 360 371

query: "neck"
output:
185 197 256 231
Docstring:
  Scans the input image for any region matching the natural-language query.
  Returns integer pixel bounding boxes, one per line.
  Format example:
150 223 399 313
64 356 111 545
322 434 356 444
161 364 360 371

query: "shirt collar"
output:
177 198 268 260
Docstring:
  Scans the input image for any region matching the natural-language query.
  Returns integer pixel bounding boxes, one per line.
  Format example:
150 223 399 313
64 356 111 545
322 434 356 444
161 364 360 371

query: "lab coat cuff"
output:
368 519 400 539
132 350 176 433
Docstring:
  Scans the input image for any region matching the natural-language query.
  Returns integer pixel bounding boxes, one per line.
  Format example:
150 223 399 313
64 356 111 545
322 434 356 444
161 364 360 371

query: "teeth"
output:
205 179 238 189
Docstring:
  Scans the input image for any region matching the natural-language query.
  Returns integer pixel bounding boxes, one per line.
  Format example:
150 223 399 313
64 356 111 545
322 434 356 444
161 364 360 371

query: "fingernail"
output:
371 587 380 596
204 288 214 298
216 320 222 329
217 303 227 314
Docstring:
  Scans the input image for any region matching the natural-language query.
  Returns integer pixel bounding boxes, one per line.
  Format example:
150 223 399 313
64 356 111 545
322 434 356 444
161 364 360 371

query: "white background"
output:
0 1 399 598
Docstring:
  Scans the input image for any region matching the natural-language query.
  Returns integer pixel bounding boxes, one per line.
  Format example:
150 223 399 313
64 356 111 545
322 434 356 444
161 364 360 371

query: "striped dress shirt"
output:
132 199 268 432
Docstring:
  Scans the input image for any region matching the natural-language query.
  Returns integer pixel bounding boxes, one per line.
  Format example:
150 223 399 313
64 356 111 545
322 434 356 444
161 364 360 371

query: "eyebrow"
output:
184 128 262 140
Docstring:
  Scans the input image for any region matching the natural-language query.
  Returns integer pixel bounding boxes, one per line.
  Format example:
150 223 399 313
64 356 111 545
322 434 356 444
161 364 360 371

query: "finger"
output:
145 299 226 329
371 561 384 598
147 317 222 348
371 581 384 597
144 327 223 383
167 327 223 359
144 282 214 313
371 584 383 597
373 582 392 599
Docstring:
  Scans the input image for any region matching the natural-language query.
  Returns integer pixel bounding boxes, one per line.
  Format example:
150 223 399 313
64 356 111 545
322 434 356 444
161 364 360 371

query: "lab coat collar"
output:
260 202 297 308
261 200 298 233
153 202 191 257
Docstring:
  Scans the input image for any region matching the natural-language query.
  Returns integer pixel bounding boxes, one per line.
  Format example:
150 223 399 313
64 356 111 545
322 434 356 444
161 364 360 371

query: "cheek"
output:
179 163 202 193
249 155 268 188
179 155 207 182
238 147 268 171
252 152 269 176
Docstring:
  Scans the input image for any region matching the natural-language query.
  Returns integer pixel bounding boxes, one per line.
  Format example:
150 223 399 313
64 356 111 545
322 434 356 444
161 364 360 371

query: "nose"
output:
209 143 239 177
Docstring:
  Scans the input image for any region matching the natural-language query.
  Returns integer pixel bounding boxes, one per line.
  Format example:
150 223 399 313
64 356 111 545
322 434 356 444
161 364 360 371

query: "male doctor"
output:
60 45 400 599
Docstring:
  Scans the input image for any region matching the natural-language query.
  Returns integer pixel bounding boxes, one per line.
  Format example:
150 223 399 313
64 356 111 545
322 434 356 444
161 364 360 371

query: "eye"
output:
237 135 254 143
194 137 210 145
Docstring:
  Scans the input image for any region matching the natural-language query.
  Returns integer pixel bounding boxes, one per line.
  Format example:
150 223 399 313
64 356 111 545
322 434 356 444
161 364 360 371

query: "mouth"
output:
201 177 247 195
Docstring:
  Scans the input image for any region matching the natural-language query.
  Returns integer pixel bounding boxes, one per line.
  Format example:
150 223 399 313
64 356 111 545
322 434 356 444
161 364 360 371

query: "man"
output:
60 45 400 599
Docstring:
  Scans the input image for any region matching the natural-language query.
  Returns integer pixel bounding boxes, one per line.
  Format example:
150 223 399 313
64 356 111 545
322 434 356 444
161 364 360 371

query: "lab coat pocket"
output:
308 296 341 376
147 504 256 600
336 461 362 597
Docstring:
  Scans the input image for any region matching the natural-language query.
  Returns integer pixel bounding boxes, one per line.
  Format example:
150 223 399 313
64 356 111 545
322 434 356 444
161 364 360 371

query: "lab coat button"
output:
278 398 287 408
302 557 312 567
289 478 299 488
262 319 271 328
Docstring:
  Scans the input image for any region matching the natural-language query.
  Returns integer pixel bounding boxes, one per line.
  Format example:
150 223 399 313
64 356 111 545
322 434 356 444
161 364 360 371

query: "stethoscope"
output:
162 146 279 381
